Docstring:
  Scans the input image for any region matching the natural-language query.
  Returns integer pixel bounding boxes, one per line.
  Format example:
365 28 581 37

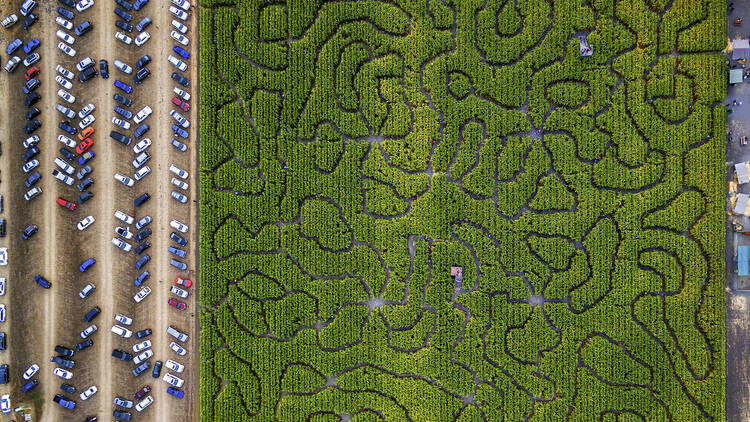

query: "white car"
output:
170 31 189 46
56 104 76 119
133 349 153 365
111 324 132 338
165 359 185 373
55 16 73 30
56 29 75 45
170 285 189 298
135 396 153 412
133 106 152 124
133 138 151 154
52 169 74 186
24 187 41 201
76 56 93 72
114 313 133 325
22 160 39 173
170 219 189 233
0 249 7 267
79 385 97 400
171 0 191 10
169 342 187 356
169 164 189 179
112 237 132 252
170 110 190 128
169 6 189 21
22 364 39 380
163 373 184 388
114 173 134 187
23 135 39 148
115 32 132 45
76 0 94 12
134 287 151 303
78 114 95 129
54 368 73 380
78 103 95 119
132 340 151 353
134 166 151 181
171 191 188 204
167 55 187 72
173 87 190 101
171 178 189 191
55 75 73 90
77 216 95 231
57 134 77 147
135 31 150 47
0 304 5 323
22 53 39 67
54 157 74 174
112 117 130 130
113 59 133 74
0 395 9 414
57 42 76 57
0 278 6 295
57 89 75 104
114 210 134 225
79 283 95 298
80 324 97 338
115 226 133 240
171 19 187 34
56 64 75 80
132 152 150 169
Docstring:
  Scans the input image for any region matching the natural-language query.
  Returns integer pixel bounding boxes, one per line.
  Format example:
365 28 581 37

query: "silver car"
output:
170 191 187 203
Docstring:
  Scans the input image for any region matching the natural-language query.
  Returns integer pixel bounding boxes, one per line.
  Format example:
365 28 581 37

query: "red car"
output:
76 138 94 155
168 298 186 310
56 197 76 211
78 126 94 141
171 96 189 111
173 277 192 288
24 66 39 81
134 385 151 400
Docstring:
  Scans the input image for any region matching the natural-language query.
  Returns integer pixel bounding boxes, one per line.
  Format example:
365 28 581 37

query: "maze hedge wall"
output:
199 0 726 420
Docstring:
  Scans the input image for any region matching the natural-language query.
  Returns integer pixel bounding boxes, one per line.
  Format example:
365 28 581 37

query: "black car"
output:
152 360 162 378
134 241 150 255
135 54 150 69
110 130 132 146
134 67 150 84
24 120 41 135
57 6 74 20
22 13 37 30
58 0 76 7
24 92 40 107
51 355 75 369
135 328 151 339
135 16 151 32
75 339 93 351
83 306 100 322
0 333 6 351
99 60 109 79
0 365 7 384
25 171 41 187
78 191 93 204
21 224 38 240
79 67 97 82
115 0 133 11
55 345 75 357
134 193 150 207
25 107 40 120
112 349 133 361
77 178 93 192
84 417 97 422
60 383 75 394
23 147 39 162
171 72 189 87
114 7 132 22
23 78 39 94
0 219 5 238
59 147 76 161
113 410 131 420
132 361 150 377
115 20 132 32
59 121 76 135
113 93 131 107
75 20 92 36
170 232 187 246
134 228 152 242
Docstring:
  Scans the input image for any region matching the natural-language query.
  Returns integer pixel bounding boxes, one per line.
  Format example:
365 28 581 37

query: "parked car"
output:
132 362 150 377
115 210 135 224
172 124 189 139
171 96 189 111
24 92 40 107
115 31 132 45
134 67 150 84
23 38 40 54
114 7 132 22
166 387 184 399
136 16 151 31
99 60 108 78
77 151 94 165
114 79 132 93
74 20 91 36
79 324 97 339
168 298 186 310
134 31 150 47
133 349 153 365
24 171 41 187
112 349 133 361
115 173 134 187
134 385 150 400
111 325 132 338
78 191 94 203
77 177 94 191
22 364 39 380
77 216 95 231
152 360 162 378
114 106 132 119
115 19 132 32
170 285 189 298
171 19 187 34
83 306 100 322
22 13 38 30
134 192 150 207
21 224 38 240
135 54 150 69
134 271 150 287
53 393 76 410
133 285 151 302
61 382 76 394
133 138 151 154
79 283 95 298
170 232 187 246
114 60 133 75
135 328 151 339
171 72 189 87
75 339 93 351
24 186 42 201
56 197 76 210
115 313 133 325
169 5 189 21
76 165 92 180
58 121 76 135
24 120 41 135
79 385 97 401
134 228 151 242
110 130 132 146
79 126 94 141
22 160 39 173
52 169 75 186
170 258 187 271
112 237 132 252
169 342 187 356
170 220 189 233
134 0 149 10
24 65 39 80
54 368 73 380
173 87 190 101
79 257 95 272
165 359 185 373
171 138 187 152
162 373 184 388
114 396 133 408
134 241 150 255
50 356 74 369
133 106 152 124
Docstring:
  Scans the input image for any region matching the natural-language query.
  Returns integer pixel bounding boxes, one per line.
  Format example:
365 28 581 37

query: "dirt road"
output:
0 0 199 420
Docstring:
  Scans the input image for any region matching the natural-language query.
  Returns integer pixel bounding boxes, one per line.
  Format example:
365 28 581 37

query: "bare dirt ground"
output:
0 0 199 420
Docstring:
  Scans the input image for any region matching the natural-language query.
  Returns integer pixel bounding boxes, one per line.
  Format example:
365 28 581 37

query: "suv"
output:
115 20 132 32
135 54 151 69
110 131 132 146
134 193 150 207
74 21 92 36
112 349 133 361
134 271 150 286
132 361 150 377
136 16 151 31
0 365 7 384
79 67 97 82
83 306 100 322
99 60 109 78
134 67 150 84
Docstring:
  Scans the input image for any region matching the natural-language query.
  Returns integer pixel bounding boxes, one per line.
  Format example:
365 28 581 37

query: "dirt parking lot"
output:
0 0 199 420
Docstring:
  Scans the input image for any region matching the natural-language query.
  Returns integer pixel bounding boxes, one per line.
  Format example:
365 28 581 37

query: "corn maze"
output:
198 0 726 420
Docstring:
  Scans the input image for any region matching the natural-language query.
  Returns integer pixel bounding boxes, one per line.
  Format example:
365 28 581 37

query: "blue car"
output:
21 224 38 240
59 122 77 135
134 123 149 138
23 38 40 54
24 171 40 187
34 274 51 289
172 45 189 59
134 271 150 286
77 151 94 165
135 255 150 270
79 257 95 272
168 245 186 258
21 380 38 393
56 7 74 20
133 0 148 10
166 387 184 399
6 39 22 55
114 80 132 93
113 106 132 119
172 124 188 139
